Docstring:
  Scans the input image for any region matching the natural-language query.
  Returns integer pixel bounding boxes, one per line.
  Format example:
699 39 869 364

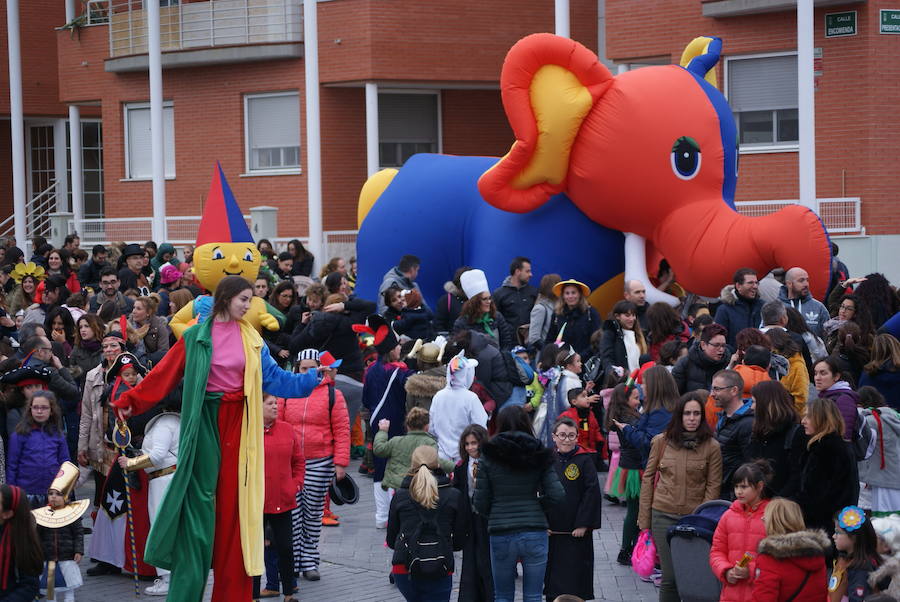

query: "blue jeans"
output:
489 530 549 602
393 573 452 602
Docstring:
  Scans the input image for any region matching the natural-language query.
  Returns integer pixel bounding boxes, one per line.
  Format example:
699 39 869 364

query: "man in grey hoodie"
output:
778 267 830 338
376 254 426 314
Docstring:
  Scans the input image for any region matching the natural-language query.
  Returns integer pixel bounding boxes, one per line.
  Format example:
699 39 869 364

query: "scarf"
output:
477 313 495 338
0 485 23 589
681 432 699 450
80 338 101 353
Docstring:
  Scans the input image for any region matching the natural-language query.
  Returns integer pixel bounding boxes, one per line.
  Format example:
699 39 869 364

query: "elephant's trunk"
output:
652 202 831 299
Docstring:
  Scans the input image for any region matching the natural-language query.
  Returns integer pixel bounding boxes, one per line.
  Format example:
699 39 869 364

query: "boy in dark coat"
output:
544 417 603 601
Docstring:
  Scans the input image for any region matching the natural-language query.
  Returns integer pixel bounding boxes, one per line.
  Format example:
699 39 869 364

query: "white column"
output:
64 0 76 22
555 0 570 38
797 0 816 211
53 119 69 214
68 105 84 231
303 0 323 266
6 0 26 251
148 0 167 242
365 82 379 177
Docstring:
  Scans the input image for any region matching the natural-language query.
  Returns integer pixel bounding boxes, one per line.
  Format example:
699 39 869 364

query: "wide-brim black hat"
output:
121 243 145 259
0 364 53 387
329 474 359 506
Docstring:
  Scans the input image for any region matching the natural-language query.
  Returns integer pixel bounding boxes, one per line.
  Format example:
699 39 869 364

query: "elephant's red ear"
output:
478 33 613 213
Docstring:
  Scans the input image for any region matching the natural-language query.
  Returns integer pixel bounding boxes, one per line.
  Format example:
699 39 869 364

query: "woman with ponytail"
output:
0 484 43 601
386 445 468 602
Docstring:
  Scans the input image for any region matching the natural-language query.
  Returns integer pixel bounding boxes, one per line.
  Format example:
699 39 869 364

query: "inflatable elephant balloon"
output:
355 34 831 314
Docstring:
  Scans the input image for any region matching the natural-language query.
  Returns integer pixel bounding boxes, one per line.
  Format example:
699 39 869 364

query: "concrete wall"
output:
834 235 900 285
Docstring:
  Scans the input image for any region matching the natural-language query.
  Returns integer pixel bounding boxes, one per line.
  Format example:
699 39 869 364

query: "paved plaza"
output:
71 460 657 601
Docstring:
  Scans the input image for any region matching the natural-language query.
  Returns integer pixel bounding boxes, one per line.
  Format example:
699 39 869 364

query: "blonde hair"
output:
804 397 846 448
408 445 439 510
764 498 806 535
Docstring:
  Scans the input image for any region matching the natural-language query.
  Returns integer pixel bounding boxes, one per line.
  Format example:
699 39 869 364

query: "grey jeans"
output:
650 510 682 602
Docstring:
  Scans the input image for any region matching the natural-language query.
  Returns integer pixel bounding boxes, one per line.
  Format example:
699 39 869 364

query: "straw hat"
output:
552 279 590 298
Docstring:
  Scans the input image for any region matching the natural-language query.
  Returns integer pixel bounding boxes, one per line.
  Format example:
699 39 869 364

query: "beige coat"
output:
638 433 722 529
77 363 116 473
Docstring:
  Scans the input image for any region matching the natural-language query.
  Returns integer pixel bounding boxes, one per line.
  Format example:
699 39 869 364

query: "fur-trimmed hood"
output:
482 431 554 472
404 366 446 398
869 556 900 596
757 529 831 559
444 280 465 299
720 284 738 306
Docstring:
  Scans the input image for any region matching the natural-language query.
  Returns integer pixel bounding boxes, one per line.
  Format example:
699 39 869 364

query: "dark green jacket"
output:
472 430 565 534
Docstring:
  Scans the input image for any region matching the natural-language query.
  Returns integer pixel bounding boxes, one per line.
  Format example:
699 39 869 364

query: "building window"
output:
244 92 301 172
67 121 105 218
124 102 175 179
726 53 798 148
378 93 439 168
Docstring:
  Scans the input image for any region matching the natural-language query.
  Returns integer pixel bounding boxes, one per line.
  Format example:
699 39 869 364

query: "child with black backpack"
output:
387 445 468 601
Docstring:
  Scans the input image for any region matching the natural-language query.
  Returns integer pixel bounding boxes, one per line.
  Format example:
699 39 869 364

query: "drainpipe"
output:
69 106 84 232
555 0 569 38
303 0 323 268
148 0 167 242
365 83 379 177
797 0 816 211
6 0 26 253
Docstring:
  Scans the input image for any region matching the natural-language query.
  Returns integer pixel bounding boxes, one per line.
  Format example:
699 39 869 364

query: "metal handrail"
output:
0 181 60 239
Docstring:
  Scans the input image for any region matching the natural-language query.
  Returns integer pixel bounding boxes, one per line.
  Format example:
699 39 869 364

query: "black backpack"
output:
399 505 453 579
501 350 532 387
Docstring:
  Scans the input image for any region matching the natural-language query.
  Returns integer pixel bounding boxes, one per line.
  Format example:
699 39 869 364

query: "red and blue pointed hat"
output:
196 162 254 246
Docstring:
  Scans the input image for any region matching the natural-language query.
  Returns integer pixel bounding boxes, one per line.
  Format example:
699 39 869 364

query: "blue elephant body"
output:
355 153 624 308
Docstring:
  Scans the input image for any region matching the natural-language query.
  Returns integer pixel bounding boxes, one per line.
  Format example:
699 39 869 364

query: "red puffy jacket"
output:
559 407 604 454
278 376 351 466
263 419 304 514
752 530 830 602
709 498 769 602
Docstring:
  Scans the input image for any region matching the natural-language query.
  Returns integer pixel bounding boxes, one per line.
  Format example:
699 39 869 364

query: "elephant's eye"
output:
243 249 254 262
211 247 224 260
671 136 701 180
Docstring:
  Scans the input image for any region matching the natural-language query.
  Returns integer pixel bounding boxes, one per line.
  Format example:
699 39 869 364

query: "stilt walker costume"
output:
114 168 320 602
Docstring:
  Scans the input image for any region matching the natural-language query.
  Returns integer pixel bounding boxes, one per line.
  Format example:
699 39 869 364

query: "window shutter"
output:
379 94 438 142
728 55 798 112
126 105 175 178
247 94 300 160
127 107 151 179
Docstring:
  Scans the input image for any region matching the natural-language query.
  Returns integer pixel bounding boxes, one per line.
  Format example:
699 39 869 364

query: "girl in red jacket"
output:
709 460 773 602
260 393 304 602
753 498 829 602
278 350 350 582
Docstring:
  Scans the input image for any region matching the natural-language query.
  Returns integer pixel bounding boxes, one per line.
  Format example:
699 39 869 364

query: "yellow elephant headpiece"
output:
192 163 261 292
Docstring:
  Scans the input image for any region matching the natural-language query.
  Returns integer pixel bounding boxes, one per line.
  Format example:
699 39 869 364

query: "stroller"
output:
667 499 730 602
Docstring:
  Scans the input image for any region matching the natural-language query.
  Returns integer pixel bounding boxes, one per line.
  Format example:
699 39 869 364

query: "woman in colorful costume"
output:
114 274 320 601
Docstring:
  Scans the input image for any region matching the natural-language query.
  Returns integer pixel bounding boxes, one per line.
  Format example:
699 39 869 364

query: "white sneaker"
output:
144 577 169 596
375 520 387 529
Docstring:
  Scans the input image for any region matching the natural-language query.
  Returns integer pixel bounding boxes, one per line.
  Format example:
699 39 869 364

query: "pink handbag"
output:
631 529 658 578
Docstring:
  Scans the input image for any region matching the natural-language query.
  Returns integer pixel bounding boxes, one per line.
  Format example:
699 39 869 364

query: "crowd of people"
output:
0 233 899 602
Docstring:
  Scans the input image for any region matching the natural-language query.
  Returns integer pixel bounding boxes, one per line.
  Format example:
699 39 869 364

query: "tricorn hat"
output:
329 474 359 506
0 365 53 388
105 352 147 384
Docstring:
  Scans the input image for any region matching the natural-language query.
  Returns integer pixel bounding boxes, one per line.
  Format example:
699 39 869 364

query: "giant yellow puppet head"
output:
169 163 279 338
193 162 261 291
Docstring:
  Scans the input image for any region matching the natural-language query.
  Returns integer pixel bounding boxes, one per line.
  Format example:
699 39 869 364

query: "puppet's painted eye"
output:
243 249 254 262
211 247 224 260
671 136 701 180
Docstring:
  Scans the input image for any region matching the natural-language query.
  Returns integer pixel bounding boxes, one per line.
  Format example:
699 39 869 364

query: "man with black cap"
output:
118 243 149 293
78 244 109 291
21 274 70 328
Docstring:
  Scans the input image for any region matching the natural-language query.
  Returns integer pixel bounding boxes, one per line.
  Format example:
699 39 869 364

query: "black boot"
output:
616 549 632 566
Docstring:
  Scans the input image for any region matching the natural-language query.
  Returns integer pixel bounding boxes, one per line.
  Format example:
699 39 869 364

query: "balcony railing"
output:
735 197 863 234
102 0 302 58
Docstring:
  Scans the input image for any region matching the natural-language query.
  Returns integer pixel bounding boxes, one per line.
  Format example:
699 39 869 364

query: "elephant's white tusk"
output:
623 232 679 307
